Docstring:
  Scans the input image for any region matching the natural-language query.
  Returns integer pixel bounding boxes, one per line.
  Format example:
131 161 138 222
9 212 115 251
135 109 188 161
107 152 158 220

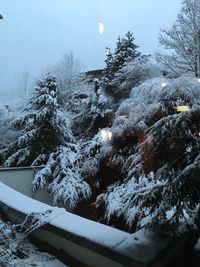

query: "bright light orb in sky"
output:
99 22 104 34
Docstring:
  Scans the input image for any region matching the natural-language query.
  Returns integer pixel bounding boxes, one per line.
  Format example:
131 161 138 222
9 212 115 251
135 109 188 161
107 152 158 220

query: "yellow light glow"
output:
99 22 104 34
176 105 190 112
161 82 167 88
108 131 112 141
101 129 112 141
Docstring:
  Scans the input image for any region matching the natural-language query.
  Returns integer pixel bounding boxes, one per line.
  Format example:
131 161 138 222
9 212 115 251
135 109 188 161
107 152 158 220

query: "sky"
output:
0 0 182 94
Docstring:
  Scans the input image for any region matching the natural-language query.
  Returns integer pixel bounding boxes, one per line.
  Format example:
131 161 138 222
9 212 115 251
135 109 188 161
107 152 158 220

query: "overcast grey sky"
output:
0 0 181 93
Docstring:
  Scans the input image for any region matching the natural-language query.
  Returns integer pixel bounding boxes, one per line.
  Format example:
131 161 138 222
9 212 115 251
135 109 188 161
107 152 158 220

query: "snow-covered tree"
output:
0 75 91 208
103 31 146 100
0 209 66 266
0 104 21 149
111 31 140 74
71 80 114 140
157 0 200 77
94 76 200 235
108 56 158 99
51 52 83 106
16 71 32 104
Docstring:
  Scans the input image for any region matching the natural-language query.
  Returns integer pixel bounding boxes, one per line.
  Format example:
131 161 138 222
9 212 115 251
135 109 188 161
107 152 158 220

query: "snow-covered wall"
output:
0 182 147 267
0 180 187 267
0 167 53 205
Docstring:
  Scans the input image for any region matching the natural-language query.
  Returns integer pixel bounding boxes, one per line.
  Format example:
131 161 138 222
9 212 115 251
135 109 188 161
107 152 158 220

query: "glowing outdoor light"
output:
99 22 104 34
198 78 200 83
195 129 200 137
176 105 190 112
161 82 167 88
108 131 112 141
101 129 112 142
194 130 200 137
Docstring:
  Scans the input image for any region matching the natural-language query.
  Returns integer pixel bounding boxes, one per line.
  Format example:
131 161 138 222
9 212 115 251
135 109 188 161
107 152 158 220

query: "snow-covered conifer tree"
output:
113 31 140 73
103 32 144 100
0 75 91 208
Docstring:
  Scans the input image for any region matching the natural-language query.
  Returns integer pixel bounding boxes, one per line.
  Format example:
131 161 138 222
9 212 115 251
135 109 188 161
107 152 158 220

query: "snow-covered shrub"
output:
0 209 64 267
71 81 114 140
79 133 102 184
94 76 200 234
33 145 91 208
78 130 136 226
0 103 22 149
106 56 158 100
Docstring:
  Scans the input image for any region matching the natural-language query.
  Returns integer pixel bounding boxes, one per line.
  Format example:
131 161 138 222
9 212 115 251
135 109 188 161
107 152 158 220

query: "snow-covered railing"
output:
0 182 187 267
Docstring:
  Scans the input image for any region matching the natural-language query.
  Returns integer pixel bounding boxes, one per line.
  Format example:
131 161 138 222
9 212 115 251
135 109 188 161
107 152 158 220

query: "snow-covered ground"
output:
0 218 68 267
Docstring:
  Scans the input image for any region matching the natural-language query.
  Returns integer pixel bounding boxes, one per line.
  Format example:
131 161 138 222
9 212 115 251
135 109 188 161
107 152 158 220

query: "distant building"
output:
82 69 104 82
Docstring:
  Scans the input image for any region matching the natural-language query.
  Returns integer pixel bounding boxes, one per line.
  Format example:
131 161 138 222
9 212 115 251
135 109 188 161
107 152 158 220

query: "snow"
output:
116 229 166 262
13 248 67 267
0 182 128 247
194 238 200 251
1 75 91 208
37 259 67 266
99 75 200 232
0 182 167 262
0 218 67 267
116 76 200 122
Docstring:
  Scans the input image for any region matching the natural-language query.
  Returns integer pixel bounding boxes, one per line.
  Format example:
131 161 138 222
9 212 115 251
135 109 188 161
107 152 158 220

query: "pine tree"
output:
0 75 68 166
104 32 141 100
0 75 91 208
113 31 140 73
